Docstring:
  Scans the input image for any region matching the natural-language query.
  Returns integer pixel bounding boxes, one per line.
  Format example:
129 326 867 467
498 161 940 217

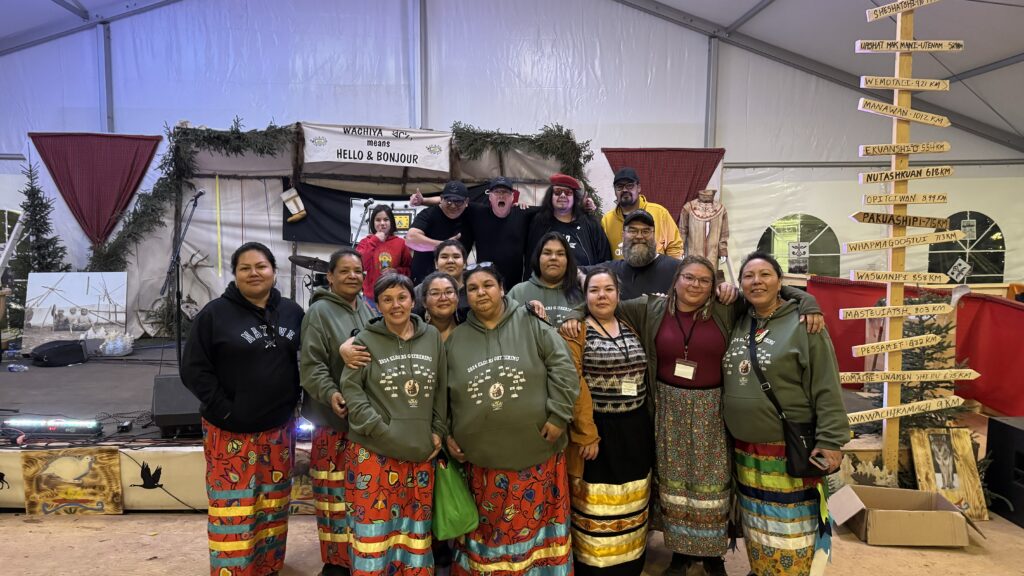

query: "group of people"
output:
182 169 850 576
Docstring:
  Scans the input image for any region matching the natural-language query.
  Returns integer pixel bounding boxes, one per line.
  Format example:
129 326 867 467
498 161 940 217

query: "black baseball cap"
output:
623 209 655 227
488 176 515 191
441 180 470 199
614 167 639 184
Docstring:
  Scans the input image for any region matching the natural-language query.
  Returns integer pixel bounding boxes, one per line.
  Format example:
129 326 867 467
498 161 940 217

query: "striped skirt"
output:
311 427 350 567
452 452 573 576
344 440 435 576
734 441 831 576
203 418 295 576
656 384 731 557
571 407 653 576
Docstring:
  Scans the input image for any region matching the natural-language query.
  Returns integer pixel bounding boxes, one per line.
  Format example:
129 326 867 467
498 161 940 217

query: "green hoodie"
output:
507 274 582 327
300 287 376 430
342 315 447 463
722 299 850 449
446 297 579 471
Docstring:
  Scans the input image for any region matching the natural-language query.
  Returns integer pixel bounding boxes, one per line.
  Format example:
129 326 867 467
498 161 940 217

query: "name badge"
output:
621 375 640 397
674 359 698 380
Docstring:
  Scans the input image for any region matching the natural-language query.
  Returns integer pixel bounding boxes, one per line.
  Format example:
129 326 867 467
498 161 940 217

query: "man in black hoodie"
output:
182 242 304 576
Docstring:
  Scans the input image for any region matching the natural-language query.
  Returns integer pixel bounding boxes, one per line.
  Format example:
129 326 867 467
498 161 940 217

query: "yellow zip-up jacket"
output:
601 196 683 260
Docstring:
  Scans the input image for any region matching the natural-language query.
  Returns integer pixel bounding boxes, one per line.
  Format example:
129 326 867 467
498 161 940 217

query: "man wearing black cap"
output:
460 176 540 289
406 181 475 283
597 209 682 300
601 167 683 261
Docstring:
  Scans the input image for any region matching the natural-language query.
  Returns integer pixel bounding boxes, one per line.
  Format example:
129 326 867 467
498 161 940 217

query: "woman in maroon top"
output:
562 255 822 576
356 205 412 306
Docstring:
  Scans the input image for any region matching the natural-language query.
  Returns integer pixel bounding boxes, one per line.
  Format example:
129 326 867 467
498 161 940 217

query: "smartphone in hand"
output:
809 454 830 470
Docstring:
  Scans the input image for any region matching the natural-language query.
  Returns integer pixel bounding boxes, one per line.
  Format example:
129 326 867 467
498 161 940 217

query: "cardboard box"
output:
829 485 970 547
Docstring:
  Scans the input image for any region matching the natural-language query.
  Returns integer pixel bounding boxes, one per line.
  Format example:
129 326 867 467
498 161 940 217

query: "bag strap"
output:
747 320 787 421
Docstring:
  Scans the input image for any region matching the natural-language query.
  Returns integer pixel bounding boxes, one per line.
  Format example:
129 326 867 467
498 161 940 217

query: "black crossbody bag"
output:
747 321 825 478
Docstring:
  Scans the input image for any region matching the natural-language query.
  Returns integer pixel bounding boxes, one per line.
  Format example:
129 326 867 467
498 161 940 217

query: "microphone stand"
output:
161 191 203 369
351 201 375 245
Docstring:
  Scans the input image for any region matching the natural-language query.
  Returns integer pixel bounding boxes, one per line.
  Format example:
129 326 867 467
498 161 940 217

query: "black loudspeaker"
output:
986 417 1024 528
151 374 202 438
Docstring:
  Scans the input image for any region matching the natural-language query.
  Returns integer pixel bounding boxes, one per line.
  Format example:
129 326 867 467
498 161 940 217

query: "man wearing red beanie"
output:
526 173 611 267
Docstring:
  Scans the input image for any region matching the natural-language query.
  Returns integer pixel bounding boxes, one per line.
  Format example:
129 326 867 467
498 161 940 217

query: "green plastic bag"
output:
433 450 479 540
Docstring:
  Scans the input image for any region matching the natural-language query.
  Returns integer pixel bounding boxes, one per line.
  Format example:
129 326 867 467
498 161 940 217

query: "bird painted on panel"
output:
130 462 163 489
40 455 95 483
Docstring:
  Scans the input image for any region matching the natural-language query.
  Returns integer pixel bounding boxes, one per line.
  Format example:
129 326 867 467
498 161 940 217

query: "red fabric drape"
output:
601 148 725 218
955 294 1024 416
30 132 161 245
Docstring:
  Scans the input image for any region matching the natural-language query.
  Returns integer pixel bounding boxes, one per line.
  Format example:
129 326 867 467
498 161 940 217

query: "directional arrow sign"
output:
852 334 943 357
847 396 965 425
861 76 950 91
840 369 980 384
860 142 950 156
843 230 964 253
859 166 953 184
856 40 964 53
864 193 947 205
858 99 951 127
851 212 950 228
867 0 942 22
839 303 953 320
850 270 950 283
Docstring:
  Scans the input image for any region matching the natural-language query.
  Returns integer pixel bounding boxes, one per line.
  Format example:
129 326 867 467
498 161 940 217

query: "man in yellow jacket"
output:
601 167 683 260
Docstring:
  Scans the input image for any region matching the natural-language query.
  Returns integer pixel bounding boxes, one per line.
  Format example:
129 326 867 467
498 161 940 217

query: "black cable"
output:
120 450 202 512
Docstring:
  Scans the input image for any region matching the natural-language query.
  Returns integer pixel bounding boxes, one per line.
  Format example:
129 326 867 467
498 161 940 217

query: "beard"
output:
623 239 656 267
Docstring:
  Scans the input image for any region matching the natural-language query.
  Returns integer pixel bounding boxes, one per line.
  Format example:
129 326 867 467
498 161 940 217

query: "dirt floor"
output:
1 510 1022 576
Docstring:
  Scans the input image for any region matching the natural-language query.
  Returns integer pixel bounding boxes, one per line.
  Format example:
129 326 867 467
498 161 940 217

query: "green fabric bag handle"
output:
433 448 479 540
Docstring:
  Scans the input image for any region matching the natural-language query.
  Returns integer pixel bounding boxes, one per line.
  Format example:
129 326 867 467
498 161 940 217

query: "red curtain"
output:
601 147 725 218
30 132 162 245
955 294 1024 415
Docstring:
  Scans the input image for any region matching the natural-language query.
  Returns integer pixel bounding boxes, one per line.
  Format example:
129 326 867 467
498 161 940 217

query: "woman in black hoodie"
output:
182 242 304 576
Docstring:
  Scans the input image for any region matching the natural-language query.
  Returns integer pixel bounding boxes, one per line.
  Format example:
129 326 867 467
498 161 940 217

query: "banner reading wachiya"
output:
301 123 451 173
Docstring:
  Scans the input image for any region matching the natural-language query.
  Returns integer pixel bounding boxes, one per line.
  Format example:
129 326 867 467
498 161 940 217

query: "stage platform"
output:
0 343 316 513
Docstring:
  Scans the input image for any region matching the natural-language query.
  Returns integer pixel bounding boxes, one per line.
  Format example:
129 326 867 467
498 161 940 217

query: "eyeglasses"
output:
552 187 574 197
624 227 654 238
442 197 467 207
486 189 513 197
464 261 494 272
614 183 637 192
426 289 457 299
679 273 713 287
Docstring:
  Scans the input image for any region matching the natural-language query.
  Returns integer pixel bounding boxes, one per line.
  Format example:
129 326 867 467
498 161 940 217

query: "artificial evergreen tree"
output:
6 163 71 329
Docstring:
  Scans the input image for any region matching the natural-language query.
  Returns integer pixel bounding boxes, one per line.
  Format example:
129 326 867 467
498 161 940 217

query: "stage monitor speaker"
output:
986 417 1024 529
151 374 202 438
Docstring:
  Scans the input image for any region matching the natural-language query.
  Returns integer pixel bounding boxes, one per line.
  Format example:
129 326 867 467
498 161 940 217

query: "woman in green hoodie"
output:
508 232 583 326
723 252 848 576
445 265 579 576
341 274 447 576
299 248 376 576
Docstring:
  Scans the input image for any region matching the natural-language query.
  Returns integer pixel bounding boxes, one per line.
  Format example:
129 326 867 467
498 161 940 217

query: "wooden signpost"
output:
840 369 980 385
860 142 950 156
847 396 964 425
839 303 953 320
856 40 963 53
850 270 949 283
861 76 949 91
864 192 947 205
858 98 951 127
859 165 953 184
851 212 950 228
843 230 964 253
852 334 942 357
848 0 974 473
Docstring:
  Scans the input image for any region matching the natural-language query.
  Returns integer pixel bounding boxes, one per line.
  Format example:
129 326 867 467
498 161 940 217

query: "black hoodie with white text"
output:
182 282 304 432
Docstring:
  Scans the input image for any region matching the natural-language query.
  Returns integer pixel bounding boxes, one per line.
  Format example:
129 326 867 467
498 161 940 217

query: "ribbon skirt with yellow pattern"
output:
571 407 652 576
344 440 435 576
734 441 831 576
311 426 351 567
453 452 573 576
203 418 294 576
